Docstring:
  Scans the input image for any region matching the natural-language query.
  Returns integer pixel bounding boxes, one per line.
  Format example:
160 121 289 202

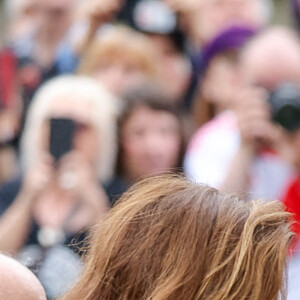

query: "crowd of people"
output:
0 0 300 299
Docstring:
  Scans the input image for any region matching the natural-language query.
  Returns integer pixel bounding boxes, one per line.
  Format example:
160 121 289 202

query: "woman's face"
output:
40 97 100 164
121 106 182 182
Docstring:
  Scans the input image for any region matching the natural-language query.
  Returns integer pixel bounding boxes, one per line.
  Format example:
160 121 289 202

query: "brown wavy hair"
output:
62 175 294 300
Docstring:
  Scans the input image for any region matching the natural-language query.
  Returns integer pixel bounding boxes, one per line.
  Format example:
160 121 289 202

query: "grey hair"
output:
20 75 121 183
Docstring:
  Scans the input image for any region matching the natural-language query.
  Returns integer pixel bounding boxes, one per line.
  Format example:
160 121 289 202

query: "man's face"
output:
241 31 300 90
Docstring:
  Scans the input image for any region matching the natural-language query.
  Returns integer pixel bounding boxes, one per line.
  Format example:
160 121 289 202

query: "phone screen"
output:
50 118 75 162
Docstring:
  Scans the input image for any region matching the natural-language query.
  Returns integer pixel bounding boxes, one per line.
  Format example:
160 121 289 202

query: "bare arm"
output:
220 143 255 195
220 87 278 196
0 156 54 254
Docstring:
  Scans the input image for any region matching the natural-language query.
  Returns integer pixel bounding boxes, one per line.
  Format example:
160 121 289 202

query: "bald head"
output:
0 254 46 300
241 26 300 89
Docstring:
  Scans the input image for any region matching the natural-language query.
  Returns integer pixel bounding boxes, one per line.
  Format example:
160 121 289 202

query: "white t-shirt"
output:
184 111 295 200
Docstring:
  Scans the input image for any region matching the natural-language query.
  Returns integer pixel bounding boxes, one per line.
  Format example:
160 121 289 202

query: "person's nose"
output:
144 133 165 156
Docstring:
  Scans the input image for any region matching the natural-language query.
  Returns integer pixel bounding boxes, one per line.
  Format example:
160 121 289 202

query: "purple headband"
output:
200 26 258 73
291 0 300 30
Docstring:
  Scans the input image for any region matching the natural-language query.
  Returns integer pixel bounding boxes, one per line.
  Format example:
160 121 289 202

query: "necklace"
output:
37 226 66 248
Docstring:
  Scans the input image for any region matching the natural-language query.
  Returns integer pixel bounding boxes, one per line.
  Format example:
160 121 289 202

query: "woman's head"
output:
194 26 256 126
78 26 158 96
63 175 293 300
117 84 185 182
21 75 120 183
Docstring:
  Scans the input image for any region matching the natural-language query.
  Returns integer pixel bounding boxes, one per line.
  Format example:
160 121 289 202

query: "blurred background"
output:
1 0 300 299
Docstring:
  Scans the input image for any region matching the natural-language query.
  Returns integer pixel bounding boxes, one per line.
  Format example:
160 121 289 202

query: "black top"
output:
0 176 130 299
0 176 130 247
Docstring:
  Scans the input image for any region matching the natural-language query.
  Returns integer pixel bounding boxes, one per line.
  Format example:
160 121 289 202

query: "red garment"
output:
283 177 300 250
0 49 17 108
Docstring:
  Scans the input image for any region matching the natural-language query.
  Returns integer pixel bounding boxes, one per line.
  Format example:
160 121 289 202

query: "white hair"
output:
20 75 121 183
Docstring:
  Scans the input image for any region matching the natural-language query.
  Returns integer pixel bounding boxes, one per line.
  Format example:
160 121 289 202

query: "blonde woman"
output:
0 75 120 298
62 175 294 300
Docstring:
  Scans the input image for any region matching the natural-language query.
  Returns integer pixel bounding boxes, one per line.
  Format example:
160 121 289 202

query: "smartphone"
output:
50 118 75 162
